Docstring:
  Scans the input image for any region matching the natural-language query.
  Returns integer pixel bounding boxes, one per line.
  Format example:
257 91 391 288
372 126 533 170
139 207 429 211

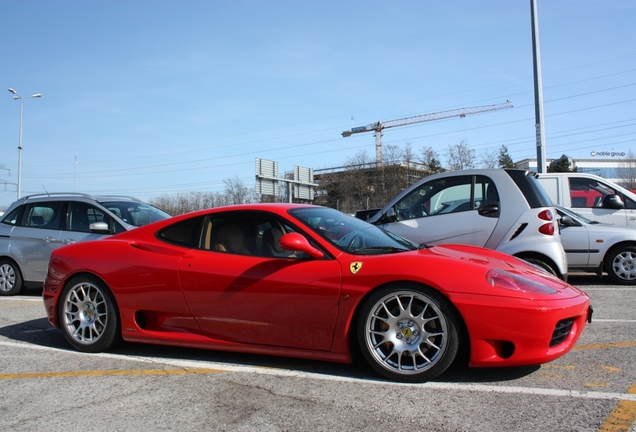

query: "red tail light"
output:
538 209 553 221
538 209 555 235
538 223 555 235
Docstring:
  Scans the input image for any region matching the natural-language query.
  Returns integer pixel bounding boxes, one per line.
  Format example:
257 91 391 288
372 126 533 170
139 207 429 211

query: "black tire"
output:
0 259 24 296
357 284 460 383
521 257 558 277
605 246 636 284
58 275 122 352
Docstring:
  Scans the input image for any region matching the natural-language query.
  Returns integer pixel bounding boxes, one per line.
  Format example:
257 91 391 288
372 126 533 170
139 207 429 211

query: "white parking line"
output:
1 340 635 402
0 297 41 302
581 288 636 291
594 319 636 323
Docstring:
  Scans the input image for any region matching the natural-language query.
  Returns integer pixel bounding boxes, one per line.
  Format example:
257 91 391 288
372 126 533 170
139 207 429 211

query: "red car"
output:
43 204 591 382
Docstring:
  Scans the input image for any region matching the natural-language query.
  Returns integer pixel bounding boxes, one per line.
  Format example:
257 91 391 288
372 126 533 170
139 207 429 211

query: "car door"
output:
567 176 630 226
380 175 499 247
177 212 342 351
60 201 115 245
558 214 591 268
7 201 64 282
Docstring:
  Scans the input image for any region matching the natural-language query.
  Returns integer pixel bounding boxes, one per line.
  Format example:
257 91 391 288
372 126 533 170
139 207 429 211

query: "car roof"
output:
14 193 143 203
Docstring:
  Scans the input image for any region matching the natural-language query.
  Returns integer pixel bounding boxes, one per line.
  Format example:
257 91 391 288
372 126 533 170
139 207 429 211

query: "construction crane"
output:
342 101 513 166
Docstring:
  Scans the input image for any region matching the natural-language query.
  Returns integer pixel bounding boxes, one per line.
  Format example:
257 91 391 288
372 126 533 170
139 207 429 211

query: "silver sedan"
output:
558 205 636 284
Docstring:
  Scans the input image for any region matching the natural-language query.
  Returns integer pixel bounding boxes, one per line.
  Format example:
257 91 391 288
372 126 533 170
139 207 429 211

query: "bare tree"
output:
383 144 403 166
479 148 498 169
150 191 228 215
618 150 636 189
224 176 258 205
420 146 444 173
149 177 259 215
403 142 418 187
445 140 476 171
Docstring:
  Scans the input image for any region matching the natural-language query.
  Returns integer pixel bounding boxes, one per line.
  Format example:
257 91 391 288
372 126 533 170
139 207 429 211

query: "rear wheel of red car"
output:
0 259 23 296
59 276 121 352
357 285 459 383
606 246 636 284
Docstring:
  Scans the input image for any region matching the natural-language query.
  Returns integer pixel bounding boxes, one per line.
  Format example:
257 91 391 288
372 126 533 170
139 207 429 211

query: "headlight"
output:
486 268 557 294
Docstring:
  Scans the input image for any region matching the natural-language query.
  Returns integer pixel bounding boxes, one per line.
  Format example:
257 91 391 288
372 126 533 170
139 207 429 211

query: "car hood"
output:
578 221 636 237
421 243 582 297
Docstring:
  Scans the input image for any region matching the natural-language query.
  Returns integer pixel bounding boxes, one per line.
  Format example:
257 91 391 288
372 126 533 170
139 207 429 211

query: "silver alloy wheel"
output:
612 250 636 281
62 281 109 345
0 263 16 293
364 290 448 376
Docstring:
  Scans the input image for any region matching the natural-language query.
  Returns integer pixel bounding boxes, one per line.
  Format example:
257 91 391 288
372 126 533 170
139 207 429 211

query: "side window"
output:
624 195 636 210
1 206 23 226
21 202 64 230
475 175 499 207
396 175 480 220
569 177 615 208
200 212 305 258
157 217 204 248
67 202 111 233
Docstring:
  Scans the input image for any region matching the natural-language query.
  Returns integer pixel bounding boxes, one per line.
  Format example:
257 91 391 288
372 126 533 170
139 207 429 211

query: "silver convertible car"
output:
557 205 636 284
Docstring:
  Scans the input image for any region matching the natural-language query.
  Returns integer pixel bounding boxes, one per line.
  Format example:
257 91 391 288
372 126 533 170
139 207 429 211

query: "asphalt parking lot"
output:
1 274 635 432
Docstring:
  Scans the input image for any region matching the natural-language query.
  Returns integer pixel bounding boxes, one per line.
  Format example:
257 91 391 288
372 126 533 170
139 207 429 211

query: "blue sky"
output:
1 0 635 208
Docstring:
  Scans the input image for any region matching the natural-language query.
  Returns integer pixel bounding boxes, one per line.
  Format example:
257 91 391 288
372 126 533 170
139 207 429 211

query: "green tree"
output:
547 154 577 172
497 145 515 168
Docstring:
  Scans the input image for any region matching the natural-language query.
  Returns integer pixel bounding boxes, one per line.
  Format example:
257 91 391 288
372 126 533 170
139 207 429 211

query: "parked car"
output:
557 205 636 284
536 172 636 227
0 193 171 296
360 169 568 279
43 204 591 383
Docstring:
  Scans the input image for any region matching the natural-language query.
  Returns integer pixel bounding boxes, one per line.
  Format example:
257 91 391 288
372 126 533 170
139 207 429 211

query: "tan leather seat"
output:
215 224 248 254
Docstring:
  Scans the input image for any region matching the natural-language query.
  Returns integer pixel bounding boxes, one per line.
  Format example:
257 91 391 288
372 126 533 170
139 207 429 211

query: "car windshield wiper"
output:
352 246 408 254
418 243 432 249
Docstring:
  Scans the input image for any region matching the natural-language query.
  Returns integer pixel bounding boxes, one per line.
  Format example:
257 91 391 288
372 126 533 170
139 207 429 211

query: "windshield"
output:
289 206 417 254
99 200 171 227
556 205 593 224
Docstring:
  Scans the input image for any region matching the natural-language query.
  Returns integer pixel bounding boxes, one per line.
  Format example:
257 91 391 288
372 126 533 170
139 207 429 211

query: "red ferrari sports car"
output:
43 204 591 382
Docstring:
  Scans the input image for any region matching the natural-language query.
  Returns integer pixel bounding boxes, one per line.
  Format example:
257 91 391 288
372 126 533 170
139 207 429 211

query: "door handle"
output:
44 237 57 243
63 239 76 244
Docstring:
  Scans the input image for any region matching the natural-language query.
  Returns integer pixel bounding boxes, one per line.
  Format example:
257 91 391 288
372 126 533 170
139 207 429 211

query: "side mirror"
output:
89 222 112 235
603 194 624 209
477 201 500 218
279 233 324 259
384 207 397 223
559 216 577 227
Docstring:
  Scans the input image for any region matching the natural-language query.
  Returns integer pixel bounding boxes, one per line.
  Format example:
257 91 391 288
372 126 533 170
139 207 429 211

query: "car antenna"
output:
42 185 50 196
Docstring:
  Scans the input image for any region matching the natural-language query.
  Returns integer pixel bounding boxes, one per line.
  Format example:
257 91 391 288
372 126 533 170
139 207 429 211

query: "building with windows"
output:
515 156 631 185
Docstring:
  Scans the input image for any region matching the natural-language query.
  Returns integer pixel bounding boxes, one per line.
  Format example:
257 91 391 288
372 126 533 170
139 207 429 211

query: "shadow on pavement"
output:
1 317 540 384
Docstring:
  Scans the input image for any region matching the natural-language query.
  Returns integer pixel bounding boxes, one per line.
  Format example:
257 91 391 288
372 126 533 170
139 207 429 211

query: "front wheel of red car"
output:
357 285 459 383
59 276 122 353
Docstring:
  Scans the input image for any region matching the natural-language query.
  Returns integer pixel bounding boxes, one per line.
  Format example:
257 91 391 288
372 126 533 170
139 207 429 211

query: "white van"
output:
535 172 636 226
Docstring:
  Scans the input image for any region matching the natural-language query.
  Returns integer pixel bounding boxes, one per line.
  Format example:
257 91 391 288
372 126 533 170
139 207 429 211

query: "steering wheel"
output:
407 203 428 219
338 231 365 252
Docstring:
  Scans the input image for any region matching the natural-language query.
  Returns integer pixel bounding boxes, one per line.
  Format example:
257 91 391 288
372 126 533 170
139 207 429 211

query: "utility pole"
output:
531 0 547 173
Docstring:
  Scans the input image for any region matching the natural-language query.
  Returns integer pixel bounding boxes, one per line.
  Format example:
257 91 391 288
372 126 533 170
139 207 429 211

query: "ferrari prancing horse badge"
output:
350 262 363 274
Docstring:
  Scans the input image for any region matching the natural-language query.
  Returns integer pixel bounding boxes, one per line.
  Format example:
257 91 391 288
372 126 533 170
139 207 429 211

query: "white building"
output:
515 156 630 185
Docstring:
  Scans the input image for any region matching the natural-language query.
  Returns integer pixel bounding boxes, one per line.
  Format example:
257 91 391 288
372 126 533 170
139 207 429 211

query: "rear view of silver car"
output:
365 169 568 279
0 193 171 295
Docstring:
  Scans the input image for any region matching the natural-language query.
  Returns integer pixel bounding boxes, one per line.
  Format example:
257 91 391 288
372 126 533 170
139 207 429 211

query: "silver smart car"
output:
362 169 568 280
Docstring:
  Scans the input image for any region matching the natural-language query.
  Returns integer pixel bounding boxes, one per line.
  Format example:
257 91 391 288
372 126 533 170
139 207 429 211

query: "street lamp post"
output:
8 88 42 200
